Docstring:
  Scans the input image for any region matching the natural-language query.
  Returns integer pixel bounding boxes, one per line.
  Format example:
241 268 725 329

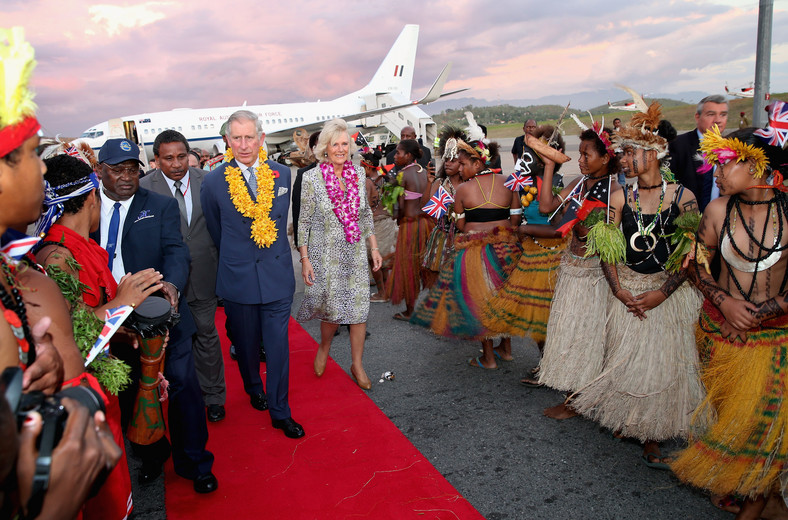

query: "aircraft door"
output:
123 120 141 146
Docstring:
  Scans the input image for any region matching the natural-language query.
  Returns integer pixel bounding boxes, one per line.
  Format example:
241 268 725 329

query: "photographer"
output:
1 376 121 519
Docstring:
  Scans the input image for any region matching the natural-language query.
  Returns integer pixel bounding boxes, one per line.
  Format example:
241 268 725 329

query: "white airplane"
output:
77 24 466 160
725 82 754 98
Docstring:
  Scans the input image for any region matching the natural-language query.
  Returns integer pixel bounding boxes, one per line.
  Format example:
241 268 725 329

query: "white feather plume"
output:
464 111 485 141
615 84 649 114
570 113 588 132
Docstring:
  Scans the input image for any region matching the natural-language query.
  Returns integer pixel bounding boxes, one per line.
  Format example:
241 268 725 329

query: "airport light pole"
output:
753 0 773 128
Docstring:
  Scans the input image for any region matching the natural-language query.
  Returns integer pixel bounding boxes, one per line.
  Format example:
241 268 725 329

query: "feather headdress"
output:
40 137 99 169
571 112 615 158
0 27 40 157
698 125 768 178
611 85 668 159
438 126 468 161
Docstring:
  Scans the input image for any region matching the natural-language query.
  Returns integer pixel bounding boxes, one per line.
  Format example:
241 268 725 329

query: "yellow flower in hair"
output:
700 125 768 178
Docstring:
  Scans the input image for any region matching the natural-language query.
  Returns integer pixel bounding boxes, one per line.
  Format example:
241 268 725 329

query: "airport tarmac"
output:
128 145 733 519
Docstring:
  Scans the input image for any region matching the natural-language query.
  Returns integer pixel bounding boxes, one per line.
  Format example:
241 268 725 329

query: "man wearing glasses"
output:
93 138 218 494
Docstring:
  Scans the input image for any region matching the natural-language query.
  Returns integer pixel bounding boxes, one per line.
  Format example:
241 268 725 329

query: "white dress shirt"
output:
162 171 193 225
99 185 135 283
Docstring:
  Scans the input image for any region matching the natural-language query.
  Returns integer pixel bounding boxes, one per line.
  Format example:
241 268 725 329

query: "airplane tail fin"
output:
361 24 418 99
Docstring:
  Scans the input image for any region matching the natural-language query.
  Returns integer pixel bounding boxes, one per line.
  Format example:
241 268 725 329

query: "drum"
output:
124 296 179 445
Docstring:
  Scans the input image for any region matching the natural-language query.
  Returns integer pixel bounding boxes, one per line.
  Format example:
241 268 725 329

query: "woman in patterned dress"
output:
296 119 383 390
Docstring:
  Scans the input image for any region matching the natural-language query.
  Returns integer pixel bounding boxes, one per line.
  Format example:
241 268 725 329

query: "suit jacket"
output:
669 130 711 210
90 187 196 342
140 168 219 303
201 158 295 305
291 161 317 249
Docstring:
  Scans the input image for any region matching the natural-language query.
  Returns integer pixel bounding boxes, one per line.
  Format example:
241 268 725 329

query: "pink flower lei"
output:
320 161 361 243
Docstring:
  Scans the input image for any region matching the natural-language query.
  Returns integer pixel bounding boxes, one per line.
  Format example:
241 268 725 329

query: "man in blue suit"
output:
93 138 217 493
201 110 304 439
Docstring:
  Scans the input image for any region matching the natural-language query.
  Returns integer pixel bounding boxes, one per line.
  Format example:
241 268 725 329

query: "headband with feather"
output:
0 27 40 157
571 112 615 158
610 85 668 159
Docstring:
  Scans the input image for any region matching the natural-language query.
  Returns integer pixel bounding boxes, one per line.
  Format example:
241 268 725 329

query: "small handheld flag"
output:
84 305 135 367
504 171 533 191
422 185 454 219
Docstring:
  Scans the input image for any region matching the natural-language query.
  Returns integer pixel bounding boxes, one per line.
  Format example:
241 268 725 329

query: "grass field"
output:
486 92 788 138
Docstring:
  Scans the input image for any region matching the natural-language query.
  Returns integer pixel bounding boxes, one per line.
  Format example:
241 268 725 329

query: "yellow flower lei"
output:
224 147 278 247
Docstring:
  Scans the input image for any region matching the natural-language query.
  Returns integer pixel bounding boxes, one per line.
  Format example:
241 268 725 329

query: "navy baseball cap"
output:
99 138 144 165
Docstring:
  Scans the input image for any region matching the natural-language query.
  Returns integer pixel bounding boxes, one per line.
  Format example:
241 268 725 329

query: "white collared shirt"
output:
162 171 192 225
99 185 135 283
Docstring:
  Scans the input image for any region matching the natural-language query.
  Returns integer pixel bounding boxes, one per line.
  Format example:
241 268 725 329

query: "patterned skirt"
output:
570 267 704 442
671 299 788 499
537 252 607 392
421 222 456 289
481 234 569 344
386 215 434 307
410 226 522 341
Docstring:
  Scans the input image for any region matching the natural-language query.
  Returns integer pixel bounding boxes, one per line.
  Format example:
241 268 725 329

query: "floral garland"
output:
320 161 361 243
224 147 278 247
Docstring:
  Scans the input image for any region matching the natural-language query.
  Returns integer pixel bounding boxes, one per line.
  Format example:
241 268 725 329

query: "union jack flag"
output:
422 185 454 219
0 234 41 260
504 170 533 191
84 305 135 367
755 100 788 148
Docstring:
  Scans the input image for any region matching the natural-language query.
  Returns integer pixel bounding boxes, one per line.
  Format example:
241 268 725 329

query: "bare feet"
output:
762 494 788 520
736 496 767 520
711 494 741 514
543 402 578 420
369 293 389 302
350 365 372 390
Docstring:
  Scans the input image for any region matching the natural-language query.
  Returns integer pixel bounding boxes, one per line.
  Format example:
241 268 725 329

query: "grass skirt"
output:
671 300 788 499
537 252 607 392
410 226 522 341
386 215 434 307
369 214 398 262
421 223 456 289
481 235 569 344
570 267 704 441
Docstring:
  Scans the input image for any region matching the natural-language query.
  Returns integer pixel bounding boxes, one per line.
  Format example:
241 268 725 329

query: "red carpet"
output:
163 310 483 519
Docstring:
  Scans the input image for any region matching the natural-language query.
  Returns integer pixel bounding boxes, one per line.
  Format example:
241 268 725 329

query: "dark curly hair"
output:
43 155 95 215
397 139 423 161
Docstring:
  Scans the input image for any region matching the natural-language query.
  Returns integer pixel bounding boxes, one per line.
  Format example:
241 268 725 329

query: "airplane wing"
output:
264 63 468 140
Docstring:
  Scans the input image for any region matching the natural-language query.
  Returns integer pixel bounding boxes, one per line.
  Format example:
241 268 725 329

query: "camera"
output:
1 366 105 518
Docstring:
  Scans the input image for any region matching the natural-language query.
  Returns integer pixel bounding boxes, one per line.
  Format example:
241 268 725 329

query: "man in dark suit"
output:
668 94 728 212
201 110 304 439
141 130 227 423
385 125 431 170
93 138 217 493
511 119 537 164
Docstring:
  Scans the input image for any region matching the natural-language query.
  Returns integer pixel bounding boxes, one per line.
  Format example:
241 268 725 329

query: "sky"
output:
2 0 787 136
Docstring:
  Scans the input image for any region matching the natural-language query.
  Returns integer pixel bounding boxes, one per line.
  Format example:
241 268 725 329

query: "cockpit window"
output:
80 130 104 139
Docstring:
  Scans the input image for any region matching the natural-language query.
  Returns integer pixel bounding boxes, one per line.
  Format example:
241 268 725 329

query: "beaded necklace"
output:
0 254 34 367
632 179 666 238
720 193 788 301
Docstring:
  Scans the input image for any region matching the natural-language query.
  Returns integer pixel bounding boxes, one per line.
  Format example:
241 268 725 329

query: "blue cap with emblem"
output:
98 138 144 165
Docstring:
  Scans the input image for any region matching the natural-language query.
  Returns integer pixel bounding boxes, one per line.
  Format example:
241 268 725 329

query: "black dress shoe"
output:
271 417 305 439
250 392 268 411
206 404 226 422
138 462 163 484
229 344 237 361
193 472 218 494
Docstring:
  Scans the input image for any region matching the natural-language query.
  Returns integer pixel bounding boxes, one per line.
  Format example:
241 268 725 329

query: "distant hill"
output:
424 89 710 115
445 92 788 139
